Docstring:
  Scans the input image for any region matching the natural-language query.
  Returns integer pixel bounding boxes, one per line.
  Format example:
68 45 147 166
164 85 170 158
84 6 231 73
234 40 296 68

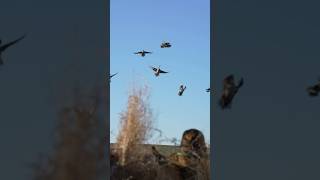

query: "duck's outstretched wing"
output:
0 34 26 52
110 73 118 78
159 69 168 73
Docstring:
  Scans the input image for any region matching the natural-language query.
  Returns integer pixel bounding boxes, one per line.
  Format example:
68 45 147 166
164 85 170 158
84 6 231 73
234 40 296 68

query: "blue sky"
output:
110 0 210 144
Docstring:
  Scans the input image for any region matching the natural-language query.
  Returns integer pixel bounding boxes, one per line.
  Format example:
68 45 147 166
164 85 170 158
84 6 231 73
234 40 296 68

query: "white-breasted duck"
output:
150 66 168 77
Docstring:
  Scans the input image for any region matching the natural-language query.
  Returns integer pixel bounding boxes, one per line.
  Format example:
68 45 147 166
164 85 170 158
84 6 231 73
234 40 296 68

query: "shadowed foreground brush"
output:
31 86 107 180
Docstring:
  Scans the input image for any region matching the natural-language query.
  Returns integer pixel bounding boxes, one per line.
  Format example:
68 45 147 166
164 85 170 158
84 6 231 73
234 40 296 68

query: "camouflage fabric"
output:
180 129 207 158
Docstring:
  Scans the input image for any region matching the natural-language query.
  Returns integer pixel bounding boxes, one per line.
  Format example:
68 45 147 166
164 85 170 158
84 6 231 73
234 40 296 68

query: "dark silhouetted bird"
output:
134 50 152 57
160 41 171 48
178 85 187 96
109 73 118 82
150 66 168 77
307 78 320 97
206 88 211 92
219 75 243 109
0 34 26 65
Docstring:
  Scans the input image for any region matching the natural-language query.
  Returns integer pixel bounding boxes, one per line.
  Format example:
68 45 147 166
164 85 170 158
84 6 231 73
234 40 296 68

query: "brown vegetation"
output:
114 86 153 166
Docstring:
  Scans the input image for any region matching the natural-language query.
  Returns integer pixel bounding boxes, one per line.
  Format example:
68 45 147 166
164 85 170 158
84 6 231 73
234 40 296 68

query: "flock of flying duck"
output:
109 41 193 97
0 34 318 110
109 40 320 109
108 40 245 109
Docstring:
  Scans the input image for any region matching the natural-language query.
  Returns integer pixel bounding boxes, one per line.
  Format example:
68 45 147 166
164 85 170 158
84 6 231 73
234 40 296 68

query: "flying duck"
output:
178 85 187 96
134 50 152 57
160 41 172 48
219 74 244 109
150 66 168 77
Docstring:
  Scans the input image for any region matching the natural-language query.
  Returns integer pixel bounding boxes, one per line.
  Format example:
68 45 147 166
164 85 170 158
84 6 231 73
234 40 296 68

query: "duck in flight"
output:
134 50 152 57
160 41 172 48
150 66 168 77
178 85 187 96
109 73 118 82
0 34 26 65
219 74 244 109
307 78 320 97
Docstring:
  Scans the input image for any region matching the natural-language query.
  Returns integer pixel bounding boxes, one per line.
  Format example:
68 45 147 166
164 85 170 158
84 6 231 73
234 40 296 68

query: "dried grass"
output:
115 85 154 166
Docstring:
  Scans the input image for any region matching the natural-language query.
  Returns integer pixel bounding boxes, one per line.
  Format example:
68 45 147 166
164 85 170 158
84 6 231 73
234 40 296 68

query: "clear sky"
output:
110 0 210 144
